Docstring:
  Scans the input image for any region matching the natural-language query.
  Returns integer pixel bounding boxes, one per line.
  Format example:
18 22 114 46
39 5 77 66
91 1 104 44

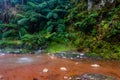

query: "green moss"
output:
0 40 22 48
46 42 77 53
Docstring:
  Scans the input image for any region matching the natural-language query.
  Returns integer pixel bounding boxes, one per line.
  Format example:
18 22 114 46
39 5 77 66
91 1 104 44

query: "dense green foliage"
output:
0 0 120 59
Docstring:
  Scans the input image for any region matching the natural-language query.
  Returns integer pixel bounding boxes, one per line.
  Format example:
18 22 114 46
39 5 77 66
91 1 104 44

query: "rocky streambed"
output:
0 51 120 80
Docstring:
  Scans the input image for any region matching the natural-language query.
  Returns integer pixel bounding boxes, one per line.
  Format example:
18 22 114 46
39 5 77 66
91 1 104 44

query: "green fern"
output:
16 13 25 18
2 30 13 38
46 25 54 32
17 18 29 25
57 24 65 33
28 2 38 8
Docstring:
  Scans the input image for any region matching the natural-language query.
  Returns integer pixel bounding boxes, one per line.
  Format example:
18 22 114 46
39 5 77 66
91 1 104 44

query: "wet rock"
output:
75 62 79 65
49 55 57 59
34 49 45 54
0 48 22 54
60 67 67 71
91 64 100 68
69 77 72 80
0 75 4 80
0 49 5 56
70 73 116 80
43 68 49 73
0 53 5 56
55 51 86 60
64 76 68 79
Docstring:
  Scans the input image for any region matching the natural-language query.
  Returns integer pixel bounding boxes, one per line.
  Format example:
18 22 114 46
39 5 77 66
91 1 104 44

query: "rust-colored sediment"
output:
0 54 120 80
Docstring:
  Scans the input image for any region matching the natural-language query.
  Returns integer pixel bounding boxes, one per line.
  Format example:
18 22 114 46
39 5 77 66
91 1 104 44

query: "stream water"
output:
0 53 120 80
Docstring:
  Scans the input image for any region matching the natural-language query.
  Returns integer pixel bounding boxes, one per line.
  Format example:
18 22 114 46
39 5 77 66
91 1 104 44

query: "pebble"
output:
36 56 41 58
91 64 100 67
43 68 49 73
75 62 79 65
80 53 84 56
70 57 73 59
64 76 68 79
69 77 72 80
63 56 66 59
49 55 56 59
76 77 81 79
47 53 51 55
0 75 4 80
60 67 67 71
77 55 80 58
0 54 5 56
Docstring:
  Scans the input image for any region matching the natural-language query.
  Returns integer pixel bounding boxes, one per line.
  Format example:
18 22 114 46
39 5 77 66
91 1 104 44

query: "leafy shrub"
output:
0 40 22 48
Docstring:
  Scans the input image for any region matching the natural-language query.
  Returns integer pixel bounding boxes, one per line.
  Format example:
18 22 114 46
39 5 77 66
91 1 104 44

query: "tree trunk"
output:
4 0 7 10
88 0 93 11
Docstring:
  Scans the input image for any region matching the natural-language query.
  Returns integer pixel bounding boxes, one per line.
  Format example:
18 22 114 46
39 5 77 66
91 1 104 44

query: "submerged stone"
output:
70 73 116 80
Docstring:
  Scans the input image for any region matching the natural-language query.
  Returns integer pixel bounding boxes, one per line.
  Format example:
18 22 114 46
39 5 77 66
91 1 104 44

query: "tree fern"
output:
19 27 28 38
28 2 38 8
0 23 17 28
57 24 65 33
46 12 58 19
17 18 29 25
2 30 13 38
46 25 54 32
16 13 25 18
